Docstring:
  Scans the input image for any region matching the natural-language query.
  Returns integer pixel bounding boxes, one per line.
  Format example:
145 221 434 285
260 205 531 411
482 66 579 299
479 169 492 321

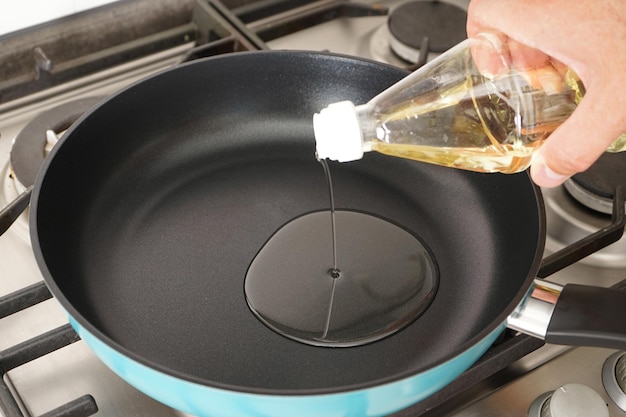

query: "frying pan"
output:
30 51 626 417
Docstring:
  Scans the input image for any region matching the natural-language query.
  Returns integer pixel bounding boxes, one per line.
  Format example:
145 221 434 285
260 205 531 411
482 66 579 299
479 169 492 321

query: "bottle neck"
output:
354 103 380 152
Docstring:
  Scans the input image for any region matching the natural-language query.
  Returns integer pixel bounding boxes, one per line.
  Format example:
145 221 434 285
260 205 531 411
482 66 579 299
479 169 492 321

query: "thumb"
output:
530 86 626 187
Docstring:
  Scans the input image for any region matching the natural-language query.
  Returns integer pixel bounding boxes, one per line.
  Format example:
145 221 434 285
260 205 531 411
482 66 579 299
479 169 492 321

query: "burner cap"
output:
388 1 467 63
10 96 103 188
566 152 626 214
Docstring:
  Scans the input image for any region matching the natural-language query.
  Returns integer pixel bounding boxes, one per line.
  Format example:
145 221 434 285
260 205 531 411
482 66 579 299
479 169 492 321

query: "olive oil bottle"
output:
314 33 626 173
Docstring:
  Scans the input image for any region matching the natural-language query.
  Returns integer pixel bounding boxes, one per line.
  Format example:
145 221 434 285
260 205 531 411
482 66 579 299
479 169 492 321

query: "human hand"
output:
467 0 626 187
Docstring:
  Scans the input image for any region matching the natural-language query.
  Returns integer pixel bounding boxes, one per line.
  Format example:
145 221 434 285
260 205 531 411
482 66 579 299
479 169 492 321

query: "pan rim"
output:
30 49 547 397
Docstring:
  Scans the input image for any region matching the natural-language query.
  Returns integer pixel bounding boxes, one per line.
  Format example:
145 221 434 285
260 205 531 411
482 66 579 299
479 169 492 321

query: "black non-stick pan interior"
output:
32 52 544 393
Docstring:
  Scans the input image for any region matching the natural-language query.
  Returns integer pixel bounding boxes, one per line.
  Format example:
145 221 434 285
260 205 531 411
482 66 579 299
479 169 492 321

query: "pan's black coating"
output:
32 51 544 394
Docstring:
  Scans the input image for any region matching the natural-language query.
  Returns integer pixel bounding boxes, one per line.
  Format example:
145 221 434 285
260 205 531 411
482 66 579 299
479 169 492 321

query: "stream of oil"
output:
244 161 439 347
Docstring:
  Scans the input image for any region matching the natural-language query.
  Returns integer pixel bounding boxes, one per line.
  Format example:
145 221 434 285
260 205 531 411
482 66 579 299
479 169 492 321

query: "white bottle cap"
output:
313 101 364 162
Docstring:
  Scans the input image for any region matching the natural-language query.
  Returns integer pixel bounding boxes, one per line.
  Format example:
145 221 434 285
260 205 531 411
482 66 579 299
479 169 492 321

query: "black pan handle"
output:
508 278 626 350
0 186 32 237
545 280 626 349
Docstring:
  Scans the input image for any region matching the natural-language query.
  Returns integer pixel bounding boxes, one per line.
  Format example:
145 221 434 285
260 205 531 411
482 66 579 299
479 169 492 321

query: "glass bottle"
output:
313 32 626 174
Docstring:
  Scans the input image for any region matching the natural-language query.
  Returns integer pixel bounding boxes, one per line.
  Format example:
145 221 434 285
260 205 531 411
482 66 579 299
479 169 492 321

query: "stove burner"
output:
10 97 103 188
566 152 626 214
387 0 467 63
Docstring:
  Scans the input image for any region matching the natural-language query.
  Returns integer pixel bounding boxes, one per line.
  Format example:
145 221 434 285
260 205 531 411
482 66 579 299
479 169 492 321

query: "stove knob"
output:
527 383 609 417
602 351 626 411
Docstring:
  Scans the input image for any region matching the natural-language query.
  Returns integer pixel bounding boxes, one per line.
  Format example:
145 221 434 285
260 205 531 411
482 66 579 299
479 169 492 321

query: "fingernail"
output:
530 154 569 188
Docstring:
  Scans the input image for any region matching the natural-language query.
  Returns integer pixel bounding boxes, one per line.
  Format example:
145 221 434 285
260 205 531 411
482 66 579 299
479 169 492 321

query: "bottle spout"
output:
313 101 365 162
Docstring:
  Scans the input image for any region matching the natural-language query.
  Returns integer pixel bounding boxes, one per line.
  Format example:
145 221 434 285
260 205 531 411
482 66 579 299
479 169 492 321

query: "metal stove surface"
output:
264 0 470 66
1 1 626 416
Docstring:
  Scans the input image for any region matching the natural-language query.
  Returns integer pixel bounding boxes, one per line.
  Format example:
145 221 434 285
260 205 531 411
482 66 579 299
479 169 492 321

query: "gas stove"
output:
1 1 626 416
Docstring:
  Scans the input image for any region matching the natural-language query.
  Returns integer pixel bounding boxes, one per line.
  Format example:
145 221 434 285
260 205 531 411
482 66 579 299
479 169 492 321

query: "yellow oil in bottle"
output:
367 70 563 173
371 141 540 174
316 36 626 172
366 66 626 174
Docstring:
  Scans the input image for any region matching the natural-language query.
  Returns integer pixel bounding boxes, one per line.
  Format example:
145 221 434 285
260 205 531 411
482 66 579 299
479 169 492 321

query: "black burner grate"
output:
388 0 467 64
0 283 97 417
572 153 626 200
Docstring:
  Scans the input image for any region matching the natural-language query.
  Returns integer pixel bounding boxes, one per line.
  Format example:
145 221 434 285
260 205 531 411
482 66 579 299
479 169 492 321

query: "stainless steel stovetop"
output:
1 1 625 416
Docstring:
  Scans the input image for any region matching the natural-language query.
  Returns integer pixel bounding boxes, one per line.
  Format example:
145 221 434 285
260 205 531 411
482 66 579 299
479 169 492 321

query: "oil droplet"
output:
244 210 438 347
328 268 341 279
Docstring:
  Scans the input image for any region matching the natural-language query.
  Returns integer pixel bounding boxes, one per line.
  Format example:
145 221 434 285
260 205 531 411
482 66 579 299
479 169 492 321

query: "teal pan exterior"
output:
71 316 505 417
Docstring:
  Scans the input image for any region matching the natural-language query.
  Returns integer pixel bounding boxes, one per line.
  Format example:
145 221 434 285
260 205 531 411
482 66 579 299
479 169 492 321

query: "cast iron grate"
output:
0 282 97 417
